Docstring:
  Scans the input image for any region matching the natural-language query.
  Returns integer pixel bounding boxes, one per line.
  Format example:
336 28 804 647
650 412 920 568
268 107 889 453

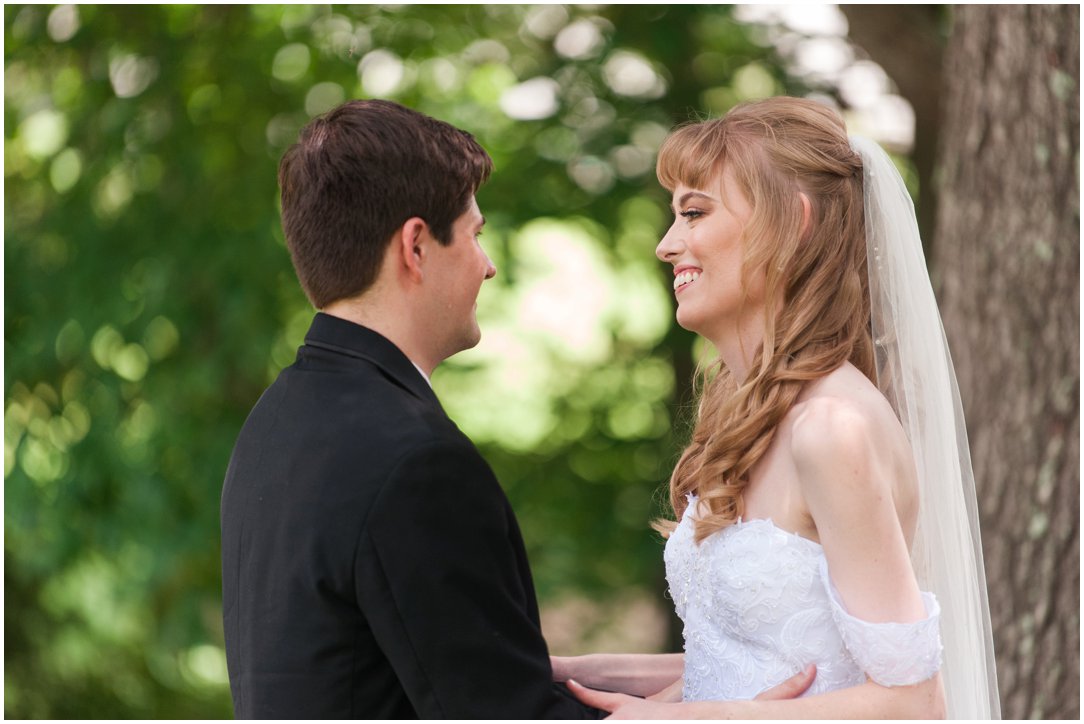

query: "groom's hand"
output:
754 664 817 700
567 666 817 718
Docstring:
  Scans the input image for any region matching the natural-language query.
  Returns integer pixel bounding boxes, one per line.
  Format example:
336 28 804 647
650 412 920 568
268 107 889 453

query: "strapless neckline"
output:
685 493 822 549
729 517 823 549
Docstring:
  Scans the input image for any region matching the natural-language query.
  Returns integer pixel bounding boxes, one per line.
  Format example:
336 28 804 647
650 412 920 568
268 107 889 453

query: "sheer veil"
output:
850 136 1000 719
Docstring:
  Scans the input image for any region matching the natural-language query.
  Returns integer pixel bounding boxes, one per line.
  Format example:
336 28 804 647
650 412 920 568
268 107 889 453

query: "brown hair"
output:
656 96 875 543
278 99 493 308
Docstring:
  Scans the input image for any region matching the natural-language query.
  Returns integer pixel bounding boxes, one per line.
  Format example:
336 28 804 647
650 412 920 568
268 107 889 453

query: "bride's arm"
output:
755 398 945 718
645 676 684 702
569 675 943 719
795 399 931 630
550 653 684 697
781 400 945 718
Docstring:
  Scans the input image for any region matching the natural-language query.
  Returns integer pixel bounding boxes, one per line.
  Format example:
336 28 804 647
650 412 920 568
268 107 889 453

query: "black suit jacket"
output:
221 313 600 719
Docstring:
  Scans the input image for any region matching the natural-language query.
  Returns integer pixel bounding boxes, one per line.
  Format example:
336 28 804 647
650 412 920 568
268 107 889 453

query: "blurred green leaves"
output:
5 4 800 717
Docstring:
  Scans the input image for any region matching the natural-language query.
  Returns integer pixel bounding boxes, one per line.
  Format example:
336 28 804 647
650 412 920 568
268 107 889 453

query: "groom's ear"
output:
394 217 429 282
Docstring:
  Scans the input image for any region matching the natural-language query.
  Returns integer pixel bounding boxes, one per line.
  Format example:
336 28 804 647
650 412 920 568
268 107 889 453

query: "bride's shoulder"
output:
785 365 910 493
788 395 876 474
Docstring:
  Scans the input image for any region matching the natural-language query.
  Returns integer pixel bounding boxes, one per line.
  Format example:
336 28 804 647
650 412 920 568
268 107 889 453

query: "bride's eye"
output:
679 209 704 220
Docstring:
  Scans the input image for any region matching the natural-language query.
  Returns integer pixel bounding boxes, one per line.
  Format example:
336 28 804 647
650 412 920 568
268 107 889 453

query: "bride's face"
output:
656 168 763 345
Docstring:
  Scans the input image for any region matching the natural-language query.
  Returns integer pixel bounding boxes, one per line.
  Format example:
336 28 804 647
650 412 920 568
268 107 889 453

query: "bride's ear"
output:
798 192 813 240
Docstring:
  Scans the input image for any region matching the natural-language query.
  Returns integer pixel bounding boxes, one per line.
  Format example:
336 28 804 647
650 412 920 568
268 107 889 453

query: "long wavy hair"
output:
656 97 875 543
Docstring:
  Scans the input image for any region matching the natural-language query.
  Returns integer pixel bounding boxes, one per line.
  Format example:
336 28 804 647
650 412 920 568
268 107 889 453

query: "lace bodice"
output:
664 496 942 702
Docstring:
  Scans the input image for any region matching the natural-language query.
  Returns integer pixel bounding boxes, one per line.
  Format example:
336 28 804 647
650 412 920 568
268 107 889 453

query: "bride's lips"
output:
673 265 702 293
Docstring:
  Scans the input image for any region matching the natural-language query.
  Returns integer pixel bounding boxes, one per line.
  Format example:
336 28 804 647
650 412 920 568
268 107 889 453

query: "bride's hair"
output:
656 97 875 543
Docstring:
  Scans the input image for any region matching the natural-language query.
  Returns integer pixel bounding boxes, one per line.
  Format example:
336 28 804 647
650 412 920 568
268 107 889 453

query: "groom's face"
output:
426 196 496 359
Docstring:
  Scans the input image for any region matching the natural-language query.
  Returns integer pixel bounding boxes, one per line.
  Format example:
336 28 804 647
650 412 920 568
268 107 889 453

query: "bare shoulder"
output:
786 365 910 497
789 395 877 482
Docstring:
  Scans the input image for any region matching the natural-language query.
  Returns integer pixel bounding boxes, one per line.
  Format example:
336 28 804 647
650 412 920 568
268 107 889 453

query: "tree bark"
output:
934 5 1079 719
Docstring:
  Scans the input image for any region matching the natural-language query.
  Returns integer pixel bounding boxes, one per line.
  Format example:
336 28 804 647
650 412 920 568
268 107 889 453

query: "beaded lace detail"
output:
664 495 942 701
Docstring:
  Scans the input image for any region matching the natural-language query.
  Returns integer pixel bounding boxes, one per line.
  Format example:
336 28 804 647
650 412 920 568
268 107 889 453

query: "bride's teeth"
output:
673 271 699 290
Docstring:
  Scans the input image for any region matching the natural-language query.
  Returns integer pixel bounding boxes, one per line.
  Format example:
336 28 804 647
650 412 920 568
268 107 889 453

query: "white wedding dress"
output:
665 495 942 702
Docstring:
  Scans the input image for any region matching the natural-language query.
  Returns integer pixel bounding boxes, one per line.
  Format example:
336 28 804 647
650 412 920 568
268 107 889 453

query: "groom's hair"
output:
278 99 493 308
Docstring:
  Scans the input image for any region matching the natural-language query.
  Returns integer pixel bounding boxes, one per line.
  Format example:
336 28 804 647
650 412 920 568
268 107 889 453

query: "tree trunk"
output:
934 5 1079 719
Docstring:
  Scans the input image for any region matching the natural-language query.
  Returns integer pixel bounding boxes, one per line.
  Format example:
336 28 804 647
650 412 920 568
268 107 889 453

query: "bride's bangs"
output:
656 122 729 193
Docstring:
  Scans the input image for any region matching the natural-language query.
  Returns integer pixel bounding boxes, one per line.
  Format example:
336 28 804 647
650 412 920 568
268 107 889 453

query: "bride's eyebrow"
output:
672 191 715 213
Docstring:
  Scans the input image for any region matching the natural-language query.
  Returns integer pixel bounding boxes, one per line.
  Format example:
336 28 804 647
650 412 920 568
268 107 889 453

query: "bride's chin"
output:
674 308 702 335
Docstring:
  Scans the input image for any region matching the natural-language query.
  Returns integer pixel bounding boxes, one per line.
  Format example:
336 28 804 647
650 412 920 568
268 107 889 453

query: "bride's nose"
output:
656 225 683 263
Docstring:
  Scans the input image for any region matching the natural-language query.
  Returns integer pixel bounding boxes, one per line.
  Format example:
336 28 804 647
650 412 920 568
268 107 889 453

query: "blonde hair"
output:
656 97 874 543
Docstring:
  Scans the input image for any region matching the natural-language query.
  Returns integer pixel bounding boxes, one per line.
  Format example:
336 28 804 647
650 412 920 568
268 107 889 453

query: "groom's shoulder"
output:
233 356 481 482
282 354 486 466
268 352 443 424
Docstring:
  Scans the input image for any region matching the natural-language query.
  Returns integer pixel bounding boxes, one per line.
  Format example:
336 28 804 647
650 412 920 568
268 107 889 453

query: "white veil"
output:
850 136 1000 719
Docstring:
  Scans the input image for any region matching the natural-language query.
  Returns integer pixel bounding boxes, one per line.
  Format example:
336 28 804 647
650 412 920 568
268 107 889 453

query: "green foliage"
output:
5 5 800 717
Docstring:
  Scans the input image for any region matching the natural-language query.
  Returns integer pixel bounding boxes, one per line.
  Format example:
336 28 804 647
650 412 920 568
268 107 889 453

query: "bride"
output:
553 97 999 719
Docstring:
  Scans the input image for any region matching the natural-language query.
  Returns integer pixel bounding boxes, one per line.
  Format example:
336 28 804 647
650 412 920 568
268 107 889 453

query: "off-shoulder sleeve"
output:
819 559 943 687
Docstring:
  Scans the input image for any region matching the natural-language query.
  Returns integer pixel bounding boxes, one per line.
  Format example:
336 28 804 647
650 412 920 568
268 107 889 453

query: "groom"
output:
219 99 603 718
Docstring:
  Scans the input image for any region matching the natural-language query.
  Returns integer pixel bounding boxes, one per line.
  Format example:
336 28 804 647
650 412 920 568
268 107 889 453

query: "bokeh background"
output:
5 4 1078 719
